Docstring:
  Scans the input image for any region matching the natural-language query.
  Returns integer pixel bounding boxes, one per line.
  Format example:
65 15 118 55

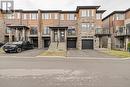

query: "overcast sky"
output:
13 0 130 18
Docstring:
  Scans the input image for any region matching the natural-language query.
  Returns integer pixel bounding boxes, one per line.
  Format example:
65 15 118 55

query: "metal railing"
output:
95 28 110 35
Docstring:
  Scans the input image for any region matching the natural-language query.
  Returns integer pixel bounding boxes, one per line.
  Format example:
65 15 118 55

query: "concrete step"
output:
58 42 66 51
48 42 58 51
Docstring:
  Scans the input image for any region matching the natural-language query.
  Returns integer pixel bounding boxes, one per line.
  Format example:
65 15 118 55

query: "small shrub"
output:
128 42 130 48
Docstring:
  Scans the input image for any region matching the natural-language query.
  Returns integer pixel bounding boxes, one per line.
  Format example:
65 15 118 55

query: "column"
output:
58 29 60 42
125 37 129 51
27 30 31 42
96 36 99 49
15 28 19 41
9 28 12 42
50 29 53 42
65 29 67 42
38 9 42 49
22 28 25 41
108 36 111 49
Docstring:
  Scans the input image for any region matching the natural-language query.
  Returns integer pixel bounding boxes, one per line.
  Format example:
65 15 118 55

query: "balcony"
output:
115 27 126 37
95 28 110 36
67 29 77 37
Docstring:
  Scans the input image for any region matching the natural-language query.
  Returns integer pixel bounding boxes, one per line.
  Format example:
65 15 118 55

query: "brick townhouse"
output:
0 6 106 50
101 8 130 51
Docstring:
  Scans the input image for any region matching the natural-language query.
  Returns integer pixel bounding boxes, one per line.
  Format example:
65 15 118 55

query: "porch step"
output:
58 42 66 51
48 42 58 51
48 42 66 51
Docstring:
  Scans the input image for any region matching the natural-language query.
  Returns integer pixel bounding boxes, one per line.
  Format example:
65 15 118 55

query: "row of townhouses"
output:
0 6 130 51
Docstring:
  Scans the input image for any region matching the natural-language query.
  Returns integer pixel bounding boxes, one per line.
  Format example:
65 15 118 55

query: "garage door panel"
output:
82 39 93 49
67 40 76 48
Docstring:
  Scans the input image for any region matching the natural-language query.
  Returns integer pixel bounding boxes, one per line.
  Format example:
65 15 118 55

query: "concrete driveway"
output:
0 49 45 57
67 49 117 58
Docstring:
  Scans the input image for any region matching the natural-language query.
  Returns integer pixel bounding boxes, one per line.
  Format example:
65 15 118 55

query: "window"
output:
67 14 75 20
54 13 58 19
81 23 94 31
81 10 93 17
31 13 37 20
43 26 50 35
5 27 10 34
60 14 64 20
81 10 87 17
96 13 102 19
23 14 27 20
6 14 14 19
115 14 125 20
43 13 51 19
81 23 87 31
30 27 37 35
17 13 20 19
92 10 95 17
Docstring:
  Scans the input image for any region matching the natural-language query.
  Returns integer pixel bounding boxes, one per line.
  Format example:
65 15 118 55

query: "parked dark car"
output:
2 41 34 53
0 42 4 47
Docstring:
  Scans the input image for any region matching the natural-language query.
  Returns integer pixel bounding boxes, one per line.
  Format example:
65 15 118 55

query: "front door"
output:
60 30 65 42
54 30 58 42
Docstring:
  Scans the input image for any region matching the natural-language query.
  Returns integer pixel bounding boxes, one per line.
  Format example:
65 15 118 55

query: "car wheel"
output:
16 48 22 53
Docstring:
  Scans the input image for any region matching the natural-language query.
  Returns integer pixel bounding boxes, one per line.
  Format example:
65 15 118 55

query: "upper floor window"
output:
31 13 37 20
16 13 20 19
96 13 102 19
42 13 51 19
30 27 37 35
60 14 64 20
43 26 50 35
5 27 10 34
81 10 94 17
115 14 125 20
67 14 75 20
6 14 14 19
81 23 94 31
54 13 58 19
23 14 27 20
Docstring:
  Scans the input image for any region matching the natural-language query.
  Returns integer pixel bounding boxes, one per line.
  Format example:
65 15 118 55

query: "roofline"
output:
76 6 100 12
60 11 77 13
125 8 130 12
96 10 106 13
102 11 125 21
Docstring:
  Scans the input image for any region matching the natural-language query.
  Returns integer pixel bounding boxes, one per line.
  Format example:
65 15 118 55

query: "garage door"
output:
67 39 76 48
82 39 93 49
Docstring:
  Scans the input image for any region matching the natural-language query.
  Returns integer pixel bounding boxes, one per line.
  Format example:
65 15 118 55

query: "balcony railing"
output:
67 32 76 36
115 27 128 36
95 28 110 35
67 29 77 37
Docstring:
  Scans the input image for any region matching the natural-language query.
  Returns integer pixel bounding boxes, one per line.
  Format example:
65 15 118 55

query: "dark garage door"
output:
67 39 76 48
82 39 93 49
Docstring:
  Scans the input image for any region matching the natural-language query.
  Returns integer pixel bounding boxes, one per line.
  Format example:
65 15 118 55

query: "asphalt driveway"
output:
0 49 45 57
67 49 117 58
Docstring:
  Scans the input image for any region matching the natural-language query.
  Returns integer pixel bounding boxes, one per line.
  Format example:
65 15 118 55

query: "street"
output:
0 56 130 87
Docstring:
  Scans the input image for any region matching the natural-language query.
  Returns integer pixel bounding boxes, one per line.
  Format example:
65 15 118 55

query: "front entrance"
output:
82 39 94 49
44 38 50 48
30 37 38 47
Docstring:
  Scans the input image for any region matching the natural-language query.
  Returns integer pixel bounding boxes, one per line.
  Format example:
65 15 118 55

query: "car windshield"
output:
6 41 23 45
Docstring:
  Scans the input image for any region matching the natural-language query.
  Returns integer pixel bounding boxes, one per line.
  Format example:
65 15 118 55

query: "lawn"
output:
103 50 130 58
40 51 67 57
0 48 4 53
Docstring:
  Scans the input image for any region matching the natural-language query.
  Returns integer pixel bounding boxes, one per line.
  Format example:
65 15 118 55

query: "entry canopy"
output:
7 25 29 30
49 26 68 29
